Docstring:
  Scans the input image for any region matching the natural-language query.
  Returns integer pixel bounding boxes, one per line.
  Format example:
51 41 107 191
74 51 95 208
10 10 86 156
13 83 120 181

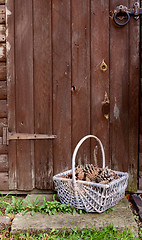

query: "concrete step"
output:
11 196 138 237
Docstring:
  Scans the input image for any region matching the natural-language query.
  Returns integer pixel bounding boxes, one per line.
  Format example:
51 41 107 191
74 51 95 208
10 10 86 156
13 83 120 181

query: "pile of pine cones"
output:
62 164 120 184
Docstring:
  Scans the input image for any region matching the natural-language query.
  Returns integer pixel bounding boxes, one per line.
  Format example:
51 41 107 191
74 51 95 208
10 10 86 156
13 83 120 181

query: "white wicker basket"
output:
53 135 129 213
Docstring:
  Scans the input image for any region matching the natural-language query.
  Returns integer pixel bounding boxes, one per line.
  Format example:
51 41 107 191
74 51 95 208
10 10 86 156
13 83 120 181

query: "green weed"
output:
104 207 115 214
0 193 139 239
1 194 87 216
38 196 86 216
5 196 25 215
0 192 12 209
139 227 142 239
7 225 137 239
134 214 139 221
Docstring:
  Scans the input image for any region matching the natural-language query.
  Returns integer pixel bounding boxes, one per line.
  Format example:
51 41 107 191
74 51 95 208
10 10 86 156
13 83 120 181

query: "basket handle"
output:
72 135 105 183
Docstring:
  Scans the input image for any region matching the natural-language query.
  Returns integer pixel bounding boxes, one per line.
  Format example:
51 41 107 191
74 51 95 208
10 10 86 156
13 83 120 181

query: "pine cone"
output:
99 180 109 184
85 165 99 181
114 175 120 180
74 164 120 184
75 167 85 180
62 173 72 179
95 167 117 183
84 164 94 171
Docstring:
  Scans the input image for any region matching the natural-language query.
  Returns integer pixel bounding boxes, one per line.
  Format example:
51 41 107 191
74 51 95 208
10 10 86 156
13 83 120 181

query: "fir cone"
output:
99 180 109 184
75 167 85 180
85 164 99 181
62 173 72 179
74 164 120 184
114 175 120 180
84 164 94 171
95 167 116 183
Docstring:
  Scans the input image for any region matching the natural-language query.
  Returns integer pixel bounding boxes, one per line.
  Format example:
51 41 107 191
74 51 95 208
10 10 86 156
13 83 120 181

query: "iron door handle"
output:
102 92 110 120
113 2 141 26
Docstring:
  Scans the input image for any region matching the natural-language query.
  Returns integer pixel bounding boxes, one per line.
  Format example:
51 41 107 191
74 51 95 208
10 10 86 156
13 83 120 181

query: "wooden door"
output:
139 2 142 190
7 0 54 190
110 0 139 192
6 0 139 191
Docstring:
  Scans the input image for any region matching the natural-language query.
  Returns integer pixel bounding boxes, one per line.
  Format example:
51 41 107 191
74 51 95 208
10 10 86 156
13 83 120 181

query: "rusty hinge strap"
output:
2 127 7 145
2 127 57 145
113 2 141 26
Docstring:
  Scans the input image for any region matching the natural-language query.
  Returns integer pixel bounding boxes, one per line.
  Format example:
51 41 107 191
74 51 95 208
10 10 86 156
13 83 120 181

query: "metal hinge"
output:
2 127 57 145
113 2 141 26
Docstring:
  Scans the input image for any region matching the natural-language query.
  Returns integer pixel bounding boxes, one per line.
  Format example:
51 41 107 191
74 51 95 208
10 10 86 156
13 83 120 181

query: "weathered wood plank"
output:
0 117 7 136
128 0 140 191
0 1 5 4
71 0 90 166
0 100 7 117
110 0 129 172
139 171 142 190
0 43 6 61
140 78 142 93
0 172 9 190
140 98 142 115
139 153 142 189
0 81 6 99
0 137 7 153
0 25 6 42
140 135 142 153
91 0 110 167
138 23 141 186
0 154 8 171
52 0 71 174
15 0 34 190
33 0 53 189
140 117 142 134
140 104 142 116
0 6 5 24
0 62 6 80
6 0 17 189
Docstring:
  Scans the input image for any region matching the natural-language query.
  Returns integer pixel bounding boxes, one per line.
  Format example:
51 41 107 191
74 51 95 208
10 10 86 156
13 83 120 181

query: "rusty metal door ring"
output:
113 5 130 26
113 2 140 27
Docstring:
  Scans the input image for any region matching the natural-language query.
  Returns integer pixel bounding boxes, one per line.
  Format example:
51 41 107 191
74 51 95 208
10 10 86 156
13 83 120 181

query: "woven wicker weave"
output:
53 135 129 213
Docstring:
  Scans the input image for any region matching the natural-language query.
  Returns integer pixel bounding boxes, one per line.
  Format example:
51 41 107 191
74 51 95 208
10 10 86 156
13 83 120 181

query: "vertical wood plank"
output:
52 0 71 174
15 0 34 190
110 0 129 172
0 6 6 24
0 1 5 4
91 0 110 167
129 0 139 191
6 0 17 189
0 25 6 43
0 142 7 154
0 43 6 61
0 154 8 171
0 81 7 100
33 0 53 189
0 118 7 136
0 100 7 117
0 172 9 190
71 0 91 166
0 63 6 80
140 1 142 190
139 153 142 189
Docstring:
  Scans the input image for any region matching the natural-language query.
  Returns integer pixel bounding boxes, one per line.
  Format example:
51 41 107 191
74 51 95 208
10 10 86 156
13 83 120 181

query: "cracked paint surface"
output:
114 102 119 119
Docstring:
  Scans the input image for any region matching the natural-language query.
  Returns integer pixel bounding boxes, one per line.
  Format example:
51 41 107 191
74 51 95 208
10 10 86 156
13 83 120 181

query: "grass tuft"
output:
4 225 137 239
0 193 87 216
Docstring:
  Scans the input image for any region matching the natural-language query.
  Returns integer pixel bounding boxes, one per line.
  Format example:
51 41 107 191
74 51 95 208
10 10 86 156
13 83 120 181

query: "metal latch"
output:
2 127 57 145
113 2 141 26
102 92 110 120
